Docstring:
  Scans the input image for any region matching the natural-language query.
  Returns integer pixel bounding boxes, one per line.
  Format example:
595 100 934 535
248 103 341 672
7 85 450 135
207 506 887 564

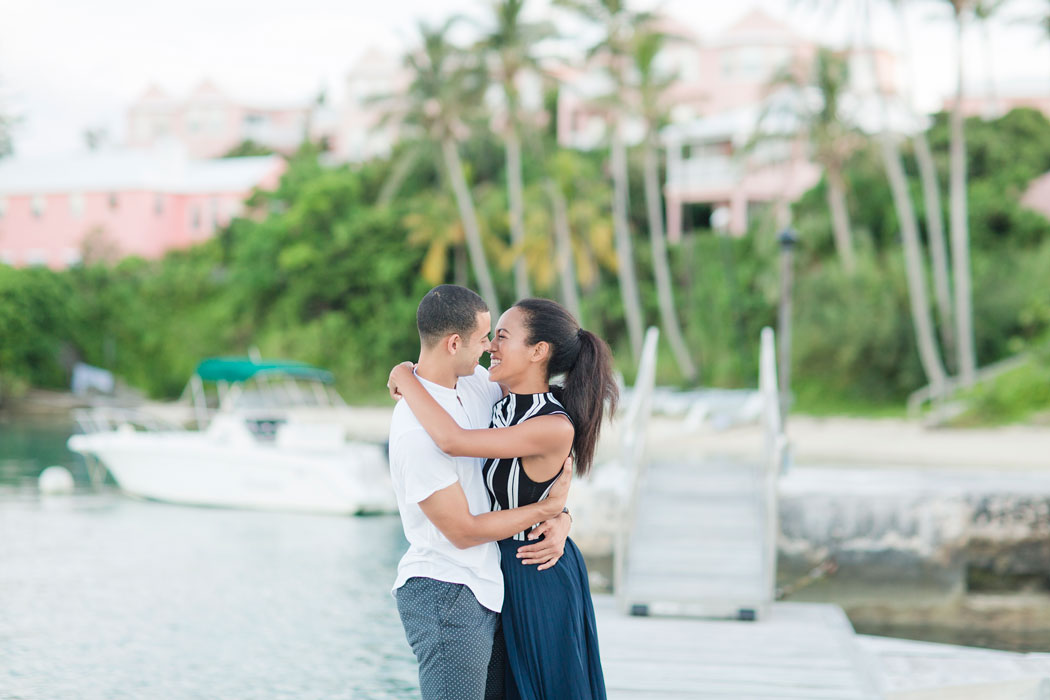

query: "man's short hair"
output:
417 285 488 347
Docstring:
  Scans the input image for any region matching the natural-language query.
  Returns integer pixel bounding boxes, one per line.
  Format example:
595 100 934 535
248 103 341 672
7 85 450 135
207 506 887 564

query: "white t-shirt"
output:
389 364 505 612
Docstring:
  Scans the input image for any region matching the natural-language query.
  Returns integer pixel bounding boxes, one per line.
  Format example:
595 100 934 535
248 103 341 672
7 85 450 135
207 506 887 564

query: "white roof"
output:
0 147 282 195
661 100 804 145
662 90 926 145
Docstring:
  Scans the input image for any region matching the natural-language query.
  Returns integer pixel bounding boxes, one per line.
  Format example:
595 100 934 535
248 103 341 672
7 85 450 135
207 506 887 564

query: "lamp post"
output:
777 227 798 423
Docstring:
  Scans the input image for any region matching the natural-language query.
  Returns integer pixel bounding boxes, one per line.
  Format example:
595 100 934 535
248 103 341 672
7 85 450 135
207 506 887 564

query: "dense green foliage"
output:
1 111 1048 420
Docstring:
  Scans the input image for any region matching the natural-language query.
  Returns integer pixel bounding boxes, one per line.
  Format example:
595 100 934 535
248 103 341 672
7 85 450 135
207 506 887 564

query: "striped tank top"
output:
482 391 572 542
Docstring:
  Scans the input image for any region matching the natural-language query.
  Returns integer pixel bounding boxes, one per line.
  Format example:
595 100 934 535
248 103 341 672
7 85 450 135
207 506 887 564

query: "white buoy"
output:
38 466 75 495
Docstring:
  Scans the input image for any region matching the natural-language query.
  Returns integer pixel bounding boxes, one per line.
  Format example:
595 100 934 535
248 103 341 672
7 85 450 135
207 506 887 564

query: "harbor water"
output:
2 413 1047 699
1 415 419 699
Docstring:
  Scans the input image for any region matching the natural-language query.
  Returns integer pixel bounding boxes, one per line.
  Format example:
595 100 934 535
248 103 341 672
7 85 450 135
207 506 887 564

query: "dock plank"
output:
594 597 881 698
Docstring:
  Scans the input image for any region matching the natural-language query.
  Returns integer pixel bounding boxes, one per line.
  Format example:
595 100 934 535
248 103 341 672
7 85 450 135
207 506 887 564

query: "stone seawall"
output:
777 467 1050 631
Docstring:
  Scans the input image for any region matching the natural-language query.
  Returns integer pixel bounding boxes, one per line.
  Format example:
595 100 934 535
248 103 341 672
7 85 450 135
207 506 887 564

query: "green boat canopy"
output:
194 358 334 384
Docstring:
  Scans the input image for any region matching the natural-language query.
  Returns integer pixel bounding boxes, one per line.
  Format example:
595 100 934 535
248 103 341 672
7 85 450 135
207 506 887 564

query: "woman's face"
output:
487 306 537 385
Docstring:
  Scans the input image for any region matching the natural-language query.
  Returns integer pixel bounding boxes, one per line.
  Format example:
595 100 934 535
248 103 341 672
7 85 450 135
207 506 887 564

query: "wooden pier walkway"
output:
599 327 880 697
619 457 770 619
593 596 882 699
591 327 1050 699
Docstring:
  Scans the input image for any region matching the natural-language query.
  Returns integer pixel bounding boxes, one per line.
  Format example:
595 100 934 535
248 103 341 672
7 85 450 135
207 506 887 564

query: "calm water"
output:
0 415 419 699
3 413 1047 700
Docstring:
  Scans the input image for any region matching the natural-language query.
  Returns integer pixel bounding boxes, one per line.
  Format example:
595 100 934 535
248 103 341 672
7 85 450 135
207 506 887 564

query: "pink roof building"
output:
0 147 285 269
556 9 904 238
1021 170 1050 221
127 81 316 159
329 48 410 163
941 93 1050 120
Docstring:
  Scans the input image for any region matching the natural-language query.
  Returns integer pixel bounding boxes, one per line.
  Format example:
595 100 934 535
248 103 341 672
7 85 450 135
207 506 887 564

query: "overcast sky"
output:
2 0 1048 157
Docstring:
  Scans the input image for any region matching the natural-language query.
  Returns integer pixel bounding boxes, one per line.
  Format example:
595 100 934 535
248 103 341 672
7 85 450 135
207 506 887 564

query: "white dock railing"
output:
615 326 787 619
759 326 788 611
614 327 661 613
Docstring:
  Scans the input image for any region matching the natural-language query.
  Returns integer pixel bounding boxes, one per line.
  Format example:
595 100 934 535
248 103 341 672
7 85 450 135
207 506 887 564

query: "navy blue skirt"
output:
497 536 607 700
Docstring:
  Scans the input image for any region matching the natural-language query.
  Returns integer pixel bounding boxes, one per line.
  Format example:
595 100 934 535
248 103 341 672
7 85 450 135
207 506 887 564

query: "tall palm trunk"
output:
825 166 857 273
979 18 999 117
950 16 977 386
643 135 697 380
880 135 949 394
377 149 417 206
545 178 583 324
893 1 956 357
442 138 501 317
913 133 955 356
859 0 948 395
505 128 530 300
611 121 645 361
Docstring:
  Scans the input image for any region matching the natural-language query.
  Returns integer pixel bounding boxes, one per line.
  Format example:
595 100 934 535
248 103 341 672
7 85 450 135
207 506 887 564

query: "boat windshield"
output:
225 374 347 411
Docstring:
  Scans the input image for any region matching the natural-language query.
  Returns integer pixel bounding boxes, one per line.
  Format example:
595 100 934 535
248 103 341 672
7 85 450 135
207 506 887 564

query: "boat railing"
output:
72 407 183 435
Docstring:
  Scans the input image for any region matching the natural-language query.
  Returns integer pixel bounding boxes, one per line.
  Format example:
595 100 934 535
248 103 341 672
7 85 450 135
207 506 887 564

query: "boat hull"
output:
68 430 395 515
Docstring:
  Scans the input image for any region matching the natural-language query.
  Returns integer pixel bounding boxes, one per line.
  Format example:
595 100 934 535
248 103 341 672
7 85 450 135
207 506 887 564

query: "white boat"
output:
67 358 395 515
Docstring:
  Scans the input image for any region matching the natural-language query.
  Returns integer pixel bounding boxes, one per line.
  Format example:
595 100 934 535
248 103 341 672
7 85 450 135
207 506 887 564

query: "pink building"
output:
127 81 315 159
0 147 285 269
329 48 410 163
942 93 1050 120
556 9 903 238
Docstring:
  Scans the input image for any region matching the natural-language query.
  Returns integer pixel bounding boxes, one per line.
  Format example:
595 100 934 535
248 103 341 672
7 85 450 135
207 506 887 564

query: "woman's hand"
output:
387 361 416 400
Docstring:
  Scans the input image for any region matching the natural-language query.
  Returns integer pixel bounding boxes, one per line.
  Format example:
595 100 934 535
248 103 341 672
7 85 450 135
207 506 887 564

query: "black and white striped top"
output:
482 391 572 542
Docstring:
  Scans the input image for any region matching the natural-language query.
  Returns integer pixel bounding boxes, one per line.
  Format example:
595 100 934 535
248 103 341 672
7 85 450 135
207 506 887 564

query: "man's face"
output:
453 311 491 377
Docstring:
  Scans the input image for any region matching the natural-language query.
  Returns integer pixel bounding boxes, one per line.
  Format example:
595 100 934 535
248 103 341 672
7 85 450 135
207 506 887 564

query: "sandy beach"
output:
344 405 1050 471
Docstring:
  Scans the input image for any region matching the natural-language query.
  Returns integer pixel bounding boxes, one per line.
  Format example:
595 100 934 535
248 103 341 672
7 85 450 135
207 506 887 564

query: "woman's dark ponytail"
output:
514 299 619 476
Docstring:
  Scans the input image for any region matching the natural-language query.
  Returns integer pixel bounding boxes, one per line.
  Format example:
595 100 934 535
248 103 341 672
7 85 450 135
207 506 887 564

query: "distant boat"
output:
67 358 395 515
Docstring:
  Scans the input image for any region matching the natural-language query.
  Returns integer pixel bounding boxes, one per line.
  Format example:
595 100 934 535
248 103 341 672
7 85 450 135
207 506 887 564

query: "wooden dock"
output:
615 328 782 621
595 327 883 697
602 328 1050 698
594 595 882 699
619 457 771 619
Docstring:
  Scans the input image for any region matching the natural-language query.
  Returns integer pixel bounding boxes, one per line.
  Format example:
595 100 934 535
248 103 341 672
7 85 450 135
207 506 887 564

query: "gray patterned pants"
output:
396 577 505 700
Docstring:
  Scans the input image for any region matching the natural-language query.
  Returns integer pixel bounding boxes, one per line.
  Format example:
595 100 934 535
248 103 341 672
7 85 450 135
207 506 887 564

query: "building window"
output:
154 193 165 216
191 205 201 230
31 195 46 218
70 192 85 218
0 250 14 266
210 197 219 228
25 249 47 266
108 193 119 209
63 248 82 267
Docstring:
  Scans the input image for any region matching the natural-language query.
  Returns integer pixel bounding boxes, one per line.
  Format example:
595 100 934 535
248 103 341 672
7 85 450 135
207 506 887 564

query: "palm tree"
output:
476 0 555 301
545 148 621 325
974 0 1009 117
800 0 949 393
761 49 862 273
404 192 472 287
557 0 650 361
389 21 501 317
945 0 979 386
627 25 697 379
545 175 583 323
887 0 955 359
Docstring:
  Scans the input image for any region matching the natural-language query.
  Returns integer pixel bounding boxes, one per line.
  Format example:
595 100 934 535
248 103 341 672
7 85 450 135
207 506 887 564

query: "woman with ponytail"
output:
388 297 616 699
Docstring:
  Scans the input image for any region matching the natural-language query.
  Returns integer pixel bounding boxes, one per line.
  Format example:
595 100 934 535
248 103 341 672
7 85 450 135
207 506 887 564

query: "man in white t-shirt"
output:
388 285 572 700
